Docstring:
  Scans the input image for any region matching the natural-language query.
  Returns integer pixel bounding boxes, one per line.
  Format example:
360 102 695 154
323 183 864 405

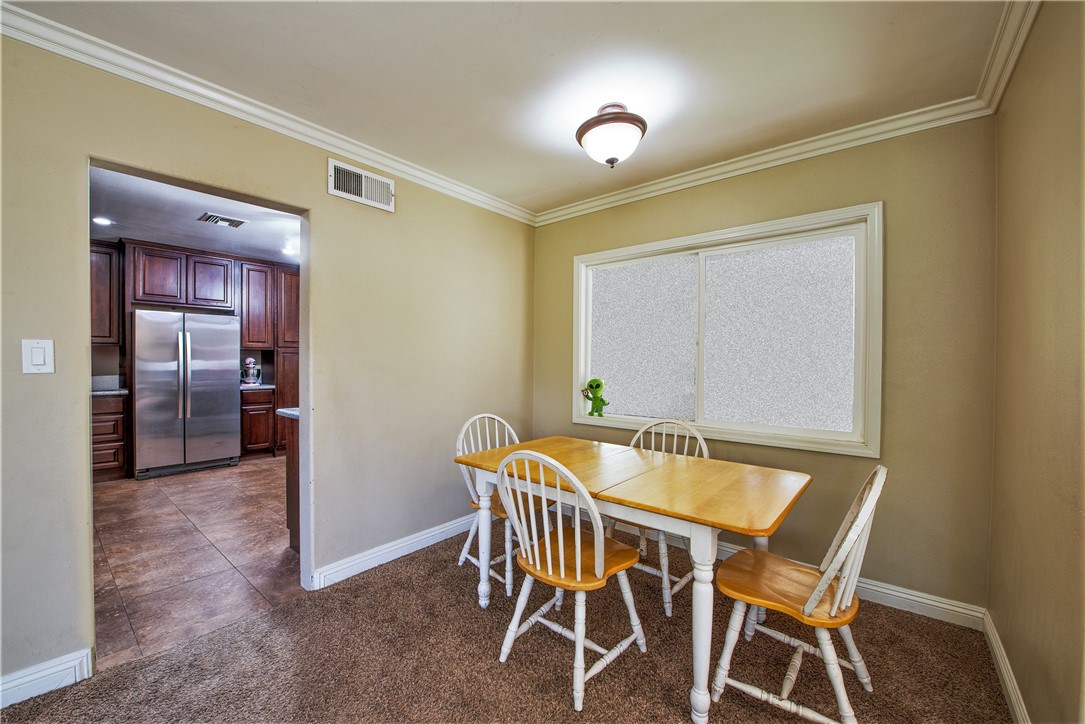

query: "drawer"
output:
92 442 125 471
241 388 275 405
92 396 125 414
91 413 124 442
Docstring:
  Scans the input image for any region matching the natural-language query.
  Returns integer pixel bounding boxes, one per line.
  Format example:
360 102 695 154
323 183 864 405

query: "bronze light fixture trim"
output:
575 102 648 168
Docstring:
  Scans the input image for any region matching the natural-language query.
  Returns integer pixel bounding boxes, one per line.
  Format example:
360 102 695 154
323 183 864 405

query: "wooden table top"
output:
455 435 811 537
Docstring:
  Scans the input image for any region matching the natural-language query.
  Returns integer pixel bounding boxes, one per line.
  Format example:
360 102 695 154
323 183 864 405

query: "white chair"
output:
608 419 709 616
497 451 647 712
711 466 888 724
455 413 519 597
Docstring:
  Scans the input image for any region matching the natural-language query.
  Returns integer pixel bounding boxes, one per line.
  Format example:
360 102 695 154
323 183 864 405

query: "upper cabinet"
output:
90 242 122 345
276 265 300 348
127 241 234 311
240 261 276 349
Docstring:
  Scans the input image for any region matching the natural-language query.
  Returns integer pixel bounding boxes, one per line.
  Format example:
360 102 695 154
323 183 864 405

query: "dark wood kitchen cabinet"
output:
91 395 127 482
275 265 300 348
240 387 276 454
90 242 122 345
240 262 276 349
275 349 299 451
127 241 234 311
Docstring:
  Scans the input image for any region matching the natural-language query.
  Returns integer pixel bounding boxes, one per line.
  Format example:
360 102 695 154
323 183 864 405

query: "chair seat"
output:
716 548 858 628
518 529 639 591
470 492 548 520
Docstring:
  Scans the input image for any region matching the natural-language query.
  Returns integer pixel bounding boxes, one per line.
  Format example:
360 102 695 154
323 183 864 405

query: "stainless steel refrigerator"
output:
134 309 240 478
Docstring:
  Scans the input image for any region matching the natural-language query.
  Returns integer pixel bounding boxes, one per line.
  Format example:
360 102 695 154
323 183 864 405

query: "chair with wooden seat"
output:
455 413 520 597
497 450 647 712
710 465 888 724
606 419 710 616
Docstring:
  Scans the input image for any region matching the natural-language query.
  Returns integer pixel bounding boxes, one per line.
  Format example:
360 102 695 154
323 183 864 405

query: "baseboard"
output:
312 514 475 588
983 610 1030 723
0 648 92 707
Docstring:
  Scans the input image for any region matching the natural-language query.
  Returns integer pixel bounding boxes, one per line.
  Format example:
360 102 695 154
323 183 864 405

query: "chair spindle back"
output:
456 414 519 505
630 419 710 458
496 451 605 582
803 465 887 618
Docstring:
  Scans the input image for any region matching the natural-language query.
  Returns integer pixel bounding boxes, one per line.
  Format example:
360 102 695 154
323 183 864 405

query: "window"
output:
573 203 882 457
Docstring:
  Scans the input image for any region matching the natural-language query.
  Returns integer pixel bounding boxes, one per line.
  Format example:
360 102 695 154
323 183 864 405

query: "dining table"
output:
454 435 812 724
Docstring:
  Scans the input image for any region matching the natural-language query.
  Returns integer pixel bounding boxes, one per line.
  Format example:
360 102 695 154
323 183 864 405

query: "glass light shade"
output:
580 122 645 166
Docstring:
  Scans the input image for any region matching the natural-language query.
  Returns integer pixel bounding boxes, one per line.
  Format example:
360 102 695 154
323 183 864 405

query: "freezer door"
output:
184 313 241 463
134 310 185 471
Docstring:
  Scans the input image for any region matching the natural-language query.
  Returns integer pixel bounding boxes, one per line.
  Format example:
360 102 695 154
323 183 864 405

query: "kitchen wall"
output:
1 38 534 675
534 118 998 606
990 3 1085 722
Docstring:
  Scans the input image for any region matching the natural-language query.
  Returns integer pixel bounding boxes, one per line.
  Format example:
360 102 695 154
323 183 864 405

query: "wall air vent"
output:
197 213 247 228
328 158 395 212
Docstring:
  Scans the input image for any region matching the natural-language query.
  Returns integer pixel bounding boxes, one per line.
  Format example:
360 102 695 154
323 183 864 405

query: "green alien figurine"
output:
581 378 609 416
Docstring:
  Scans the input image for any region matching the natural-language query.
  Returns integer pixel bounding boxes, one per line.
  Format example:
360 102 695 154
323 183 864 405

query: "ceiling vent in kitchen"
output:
197 212 247 228
328 158 395 212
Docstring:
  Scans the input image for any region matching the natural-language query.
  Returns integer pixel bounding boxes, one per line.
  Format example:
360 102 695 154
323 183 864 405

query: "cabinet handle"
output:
177 332 185 419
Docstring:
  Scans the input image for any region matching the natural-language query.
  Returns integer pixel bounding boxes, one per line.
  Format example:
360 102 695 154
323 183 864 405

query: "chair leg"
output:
815 627 856 724
657 530 673 617
573 590 587 712
504 519 514 597
615 570 647 652
711 600 748 702
837 625 873 692
458 516 479 566
638 528 648 556
555 587 565 611
743 601 759 640
500 576 535 663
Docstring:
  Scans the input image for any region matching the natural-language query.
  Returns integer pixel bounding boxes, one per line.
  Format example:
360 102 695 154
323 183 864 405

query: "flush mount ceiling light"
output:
92 217 113 226
575 102 648 168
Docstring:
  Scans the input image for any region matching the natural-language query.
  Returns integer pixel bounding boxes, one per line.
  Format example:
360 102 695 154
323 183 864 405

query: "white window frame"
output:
572 202 883 458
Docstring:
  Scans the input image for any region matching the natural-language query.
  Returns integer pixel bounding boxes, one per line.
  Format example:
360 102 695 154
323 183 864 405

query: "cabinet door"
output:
240 262 275 348
132 245 186 305
90 243 122 345
188 254 234 309
275 266 300 348
241 405 276 452
275 349 300 449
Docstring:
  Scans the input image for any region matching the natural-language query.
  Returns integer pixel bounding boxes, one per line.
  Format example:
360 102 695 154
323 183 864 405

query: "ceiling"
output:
14 1 1007 221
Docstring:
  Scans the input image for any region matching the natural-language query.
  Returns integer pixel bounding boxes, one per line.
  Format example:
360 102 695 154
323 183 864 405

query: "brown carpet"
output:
3 533 1011 723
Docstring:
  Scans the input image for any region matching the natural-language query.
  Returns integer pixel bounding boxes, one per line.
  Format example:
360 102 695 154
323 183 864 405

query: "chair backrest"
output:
456 413 519 504
803 465 888 618
630 419 710 459
495 451 605 582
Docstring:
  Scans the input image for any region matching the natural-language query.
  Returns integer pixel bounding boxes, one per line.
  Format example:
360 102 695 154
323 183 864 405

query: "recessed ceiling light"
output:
92 217 113 226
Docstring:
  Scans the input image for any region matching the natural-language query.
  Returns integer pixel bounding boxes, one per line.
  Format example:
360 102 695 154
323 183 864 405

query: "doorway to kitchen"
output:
88 161 310 669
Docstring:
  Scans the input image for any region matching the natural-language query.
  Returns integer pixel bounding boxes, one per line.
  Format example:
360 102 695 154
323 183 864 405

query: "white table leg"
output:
688 525 719 724
477 485 493 609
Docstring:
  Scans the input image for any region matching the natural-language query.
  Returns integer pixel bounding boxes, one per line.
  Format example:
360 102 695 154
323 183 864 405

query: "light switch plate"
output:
22 339 55 374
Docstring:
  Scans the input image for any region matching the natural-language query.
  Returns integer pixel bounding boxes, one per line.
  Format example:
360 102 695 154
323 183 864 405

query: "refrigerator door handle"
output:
177 331 185 419
185 331 193 418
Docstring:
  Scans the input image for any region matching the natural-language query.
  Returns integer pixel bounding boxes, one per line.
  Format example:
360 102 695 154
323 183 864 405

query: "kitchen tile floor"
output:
92 456 304 670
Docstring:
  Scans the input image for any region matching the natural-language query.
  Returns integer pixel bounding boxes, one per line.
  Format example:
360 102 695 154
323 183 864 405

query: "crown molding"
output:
3 1 1038 229
536 96 990 226
0 3 537 226
976 0 1042 112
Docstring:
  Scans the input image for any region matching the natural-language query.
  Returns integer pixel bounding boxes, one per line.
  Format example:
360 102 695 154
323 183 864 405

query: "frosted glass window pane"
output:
703 236 855 431
590 255 697 419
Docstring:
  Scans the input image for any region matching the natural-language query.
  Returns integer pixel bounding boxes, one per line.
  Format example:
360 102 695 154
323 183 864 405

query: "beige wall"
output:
0 39 534 674
534 119 998 604
991 3 1085 722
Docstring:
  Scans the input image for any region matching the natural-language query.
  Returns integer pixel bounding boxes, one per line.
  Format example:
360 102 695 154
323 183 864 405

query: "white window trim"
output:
572 202 883 458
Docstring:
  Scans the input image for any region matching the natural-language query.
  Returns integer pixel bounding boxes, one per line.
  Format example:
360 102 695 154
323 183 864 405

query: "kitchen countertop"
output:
241 384 276 391
275 407 299 419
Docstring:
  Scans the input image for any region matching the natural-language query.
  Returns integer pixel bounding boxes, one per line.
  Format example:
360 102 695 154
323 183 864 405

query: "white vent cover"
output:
328 159 395 212
197 212 246 228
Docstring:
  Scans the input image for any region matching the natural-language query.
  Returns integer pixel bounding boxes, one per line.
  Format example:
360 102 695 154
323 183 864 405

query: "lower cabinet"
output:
92 395 127 482
240 388 276 454
275 349 299 452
